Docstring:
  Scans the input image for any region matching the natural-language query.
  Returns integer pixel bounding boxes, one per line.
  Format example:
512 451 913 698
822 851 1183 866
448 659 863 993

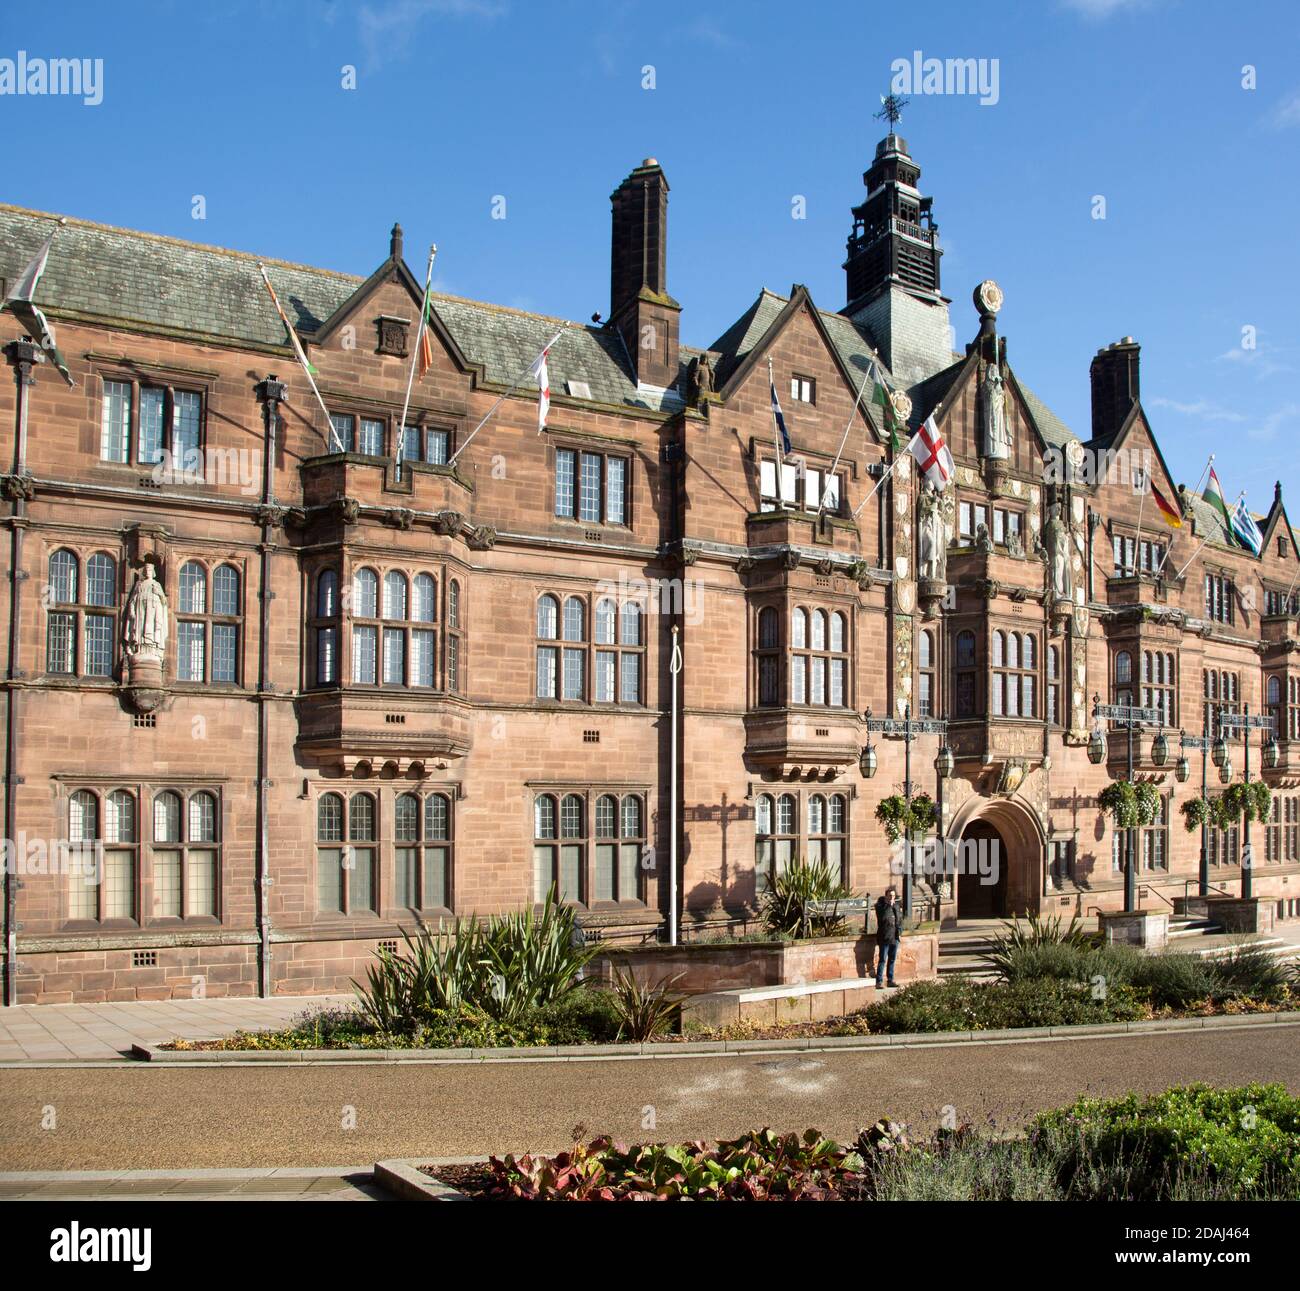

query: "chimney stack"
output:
1089 336 1140 442
609 159 681 390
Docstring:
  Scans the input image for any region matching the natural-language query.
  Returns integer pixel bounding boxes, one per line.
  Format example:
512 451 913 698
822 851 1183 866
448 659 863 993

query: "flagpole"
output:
446 327 566 469
1155 454 1212 578
817 362 873 521
1132 466 1149 575
1172 489 1245 583
766 356 786 505
396 243 437 478
258 265 336 449
669 625 683 947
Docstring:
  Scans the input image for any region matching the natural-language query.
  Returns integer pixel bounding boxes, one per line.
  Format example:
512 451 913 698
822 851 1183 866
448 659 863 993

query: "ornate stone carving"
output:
975 577 1000 601
1 473 36 502
814 557 834 577
375 315 409 357
917 485 953 582
735 555 757 576
333 497 360 526
466 524 497 551
688 353 716 405
1041 501 1072 604
122 561 169 664
679 546 700 568
384 508 415 531
432 510 463 536
783 551 802 572
255 504 286 529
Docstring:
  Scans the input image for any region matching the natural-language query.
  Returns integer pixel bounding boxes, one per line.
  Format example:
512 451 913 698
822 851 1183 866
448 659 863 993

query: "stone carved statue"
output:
917 485 951 582
980 361 1010 461
689 353 715 404
1042 502 1072 603
122 561 169 662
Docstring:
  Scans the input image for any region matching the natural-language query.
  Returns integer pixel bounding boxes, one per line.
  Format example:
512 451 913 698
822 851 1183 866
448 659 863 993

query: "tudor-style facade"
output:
2 133 1298 1004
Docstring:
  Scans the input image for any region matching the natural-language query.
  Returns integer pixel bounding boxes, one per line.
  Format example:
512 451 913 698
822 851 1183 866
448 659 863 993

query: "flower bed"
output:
417 1083 1300 1201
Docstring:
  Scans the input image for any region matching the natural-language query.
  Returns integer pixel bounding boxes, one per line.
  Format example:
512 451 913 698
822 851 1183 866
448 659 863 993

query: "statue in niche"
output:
917 485 951 582
981 361 1011 461
122 560 169 662
689 353 715 404
1042 502 1073 603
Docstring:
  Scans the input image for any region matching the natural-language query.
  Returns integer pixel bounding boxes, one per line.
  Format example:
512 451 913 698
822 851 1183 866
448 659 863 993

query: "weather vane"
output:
875 92 908 130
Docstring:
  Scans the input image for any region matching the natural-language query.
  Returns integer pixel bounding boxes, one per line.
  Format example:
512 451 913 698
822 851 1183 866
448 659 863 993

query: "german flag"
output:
1151 479 1183 528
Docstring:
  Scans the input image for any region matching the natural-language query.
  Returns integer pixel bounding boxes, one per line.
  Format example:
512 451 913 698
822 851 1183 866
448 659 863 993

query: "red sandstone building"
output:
2 133 1297 1004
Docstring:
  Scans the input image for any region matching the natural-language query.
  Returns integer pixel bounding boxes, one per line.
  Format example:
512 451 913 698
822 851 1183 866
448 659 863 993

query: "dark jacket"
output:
875 896 902 944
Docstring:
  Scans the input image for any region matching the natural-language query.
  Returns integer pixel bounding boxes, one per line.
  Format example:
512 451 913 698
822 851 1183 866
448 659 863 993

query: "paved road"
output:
2 1027 1298 1170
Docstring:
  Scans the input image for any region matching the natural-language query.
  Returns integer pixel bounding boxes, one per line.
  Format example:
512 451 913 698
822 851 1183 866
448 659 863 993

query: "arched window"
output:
1047 645 1061 725
755 794 773 836
791 606 849 707
353 568 379 619
757 793 799 894
445 580 463 692
153 790 219 919
620 601 642 646
1115 650 1132 685
413 573 437 623
313 570 339 686
47 549 118 678
448 580 461 629
534 793 583 903
808 792 848 881
86 553 117 607
69 788 137 922
50 549 79 604
919 629 935 717
1142 650 1176 725
382 571 408 621
105 789 136 843
537 594 559 640
177 560 242 684
992 631 1005 668
393 792 452 909
350 569 379 686
595 598 617 645
757 606 781 706
830 612 846 654
563 597 586 642
993 629 1037 717
954 630 977 717
179 561 207 615
1021 634 1035 670
316 792 374 916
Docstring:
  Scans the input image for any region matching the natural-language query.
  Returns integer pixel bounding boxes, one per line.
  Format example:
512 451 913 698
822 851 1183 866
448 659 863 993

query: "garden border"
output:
124 1009 1300 1066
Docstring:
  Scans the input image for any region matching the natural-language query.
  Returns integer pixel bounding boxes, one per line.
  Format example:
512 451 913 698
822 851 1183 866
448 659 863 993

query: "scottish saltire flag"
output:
908 415 955 491
1231 498 1263 554
769 377 792 456
529 342 551 433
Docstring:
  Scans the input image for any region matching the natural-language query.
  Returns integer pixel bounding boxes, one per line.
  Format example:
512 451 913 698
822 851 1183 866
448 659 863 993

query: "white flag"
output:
3 229 54 308
908 414 955 491
530 345 551 433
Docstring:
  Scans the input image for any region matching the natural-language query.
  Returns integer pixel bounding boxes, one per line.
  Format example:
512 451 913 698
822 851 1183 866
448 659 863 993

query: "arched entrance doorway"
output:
956 820 1007 918
950 796 1043 921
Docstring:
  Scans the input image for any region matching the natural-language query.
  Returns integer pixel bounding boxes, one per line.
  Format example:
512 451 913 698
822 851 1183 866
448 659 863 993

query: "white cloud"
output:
358 0 505 70
1269 88 1300 129
1059 0 1156 16
1250 402 1300 442
1148 397 1244 423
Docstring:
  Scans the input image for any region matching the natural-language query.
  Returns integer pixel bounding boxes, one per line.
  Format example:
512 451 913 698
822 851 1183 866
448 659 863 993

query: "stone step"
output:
1167 918 1223 937
682 975 882 1028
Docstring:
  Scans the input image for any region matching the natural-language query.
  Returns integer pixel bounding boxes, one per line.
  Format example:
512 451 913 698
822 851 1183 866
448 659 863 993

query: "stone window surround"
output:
309 557 463 693
172 554 246 687
534 589 645 708
92 365 211 468
749 594 854 711
313 784 460 919
57 778 225 930
530 785 649 908
548 436 633 529
754 789 850 892
43 541 121 680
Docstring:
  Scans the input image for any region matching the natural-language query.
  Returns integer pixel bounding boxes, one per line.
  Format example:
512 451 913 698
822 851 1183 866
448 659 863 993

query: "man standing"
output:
874 886 902 989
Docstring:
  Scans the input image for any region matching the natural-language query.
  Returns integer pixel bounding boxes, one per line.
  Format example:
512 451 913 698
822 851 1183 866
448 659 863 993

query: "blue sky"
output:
4 0 1298 510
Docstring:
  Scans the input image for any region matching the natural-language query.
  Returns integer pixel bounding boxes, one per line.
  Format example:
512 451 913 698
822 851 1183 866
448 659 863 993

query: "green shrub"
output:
1033 1083 1300 1200
980 912 1094 980
1125 952 1223 1008
861 975 1144 1034
760 858 853 939
353 888 598 1035
1212 944 1291 1001
606 969 687 1041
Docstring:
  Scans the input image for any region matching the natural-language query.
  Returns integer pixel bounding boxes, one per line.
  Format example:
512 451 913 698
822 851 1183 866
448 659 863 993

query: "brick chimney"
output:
609 159 681 390
1089 337 1140 441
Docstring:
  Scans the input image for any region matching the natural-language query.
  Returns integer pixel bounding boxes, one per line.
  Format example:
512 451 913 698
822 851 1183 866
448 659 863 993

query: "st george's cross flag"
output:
1232 497 1263 555
2 225 75 387
529 341 552 433
908 415 955 491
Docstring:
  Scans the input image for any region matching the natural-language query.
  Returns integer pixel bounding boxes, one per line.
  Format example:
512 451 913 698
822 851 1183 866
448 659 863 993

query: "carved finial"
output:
875 92 908 131
390 222 404 261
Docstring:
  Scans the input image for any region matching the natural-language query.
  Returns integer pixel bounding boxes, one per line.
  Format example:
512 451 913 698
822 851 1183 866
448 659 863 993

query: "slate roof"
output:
0 204 686 414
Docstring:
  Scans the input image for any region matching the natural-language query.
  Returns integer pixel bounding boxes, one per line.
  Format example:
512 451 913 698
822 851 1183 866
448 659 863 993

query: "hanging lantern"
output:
1151 731 1168 767
1211 735 1228 768
859 742 878 779
1218 755 1233 784
1263 736 1280 770
1088 726 1106 765
934 745 954 779
1174 754 1191 783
